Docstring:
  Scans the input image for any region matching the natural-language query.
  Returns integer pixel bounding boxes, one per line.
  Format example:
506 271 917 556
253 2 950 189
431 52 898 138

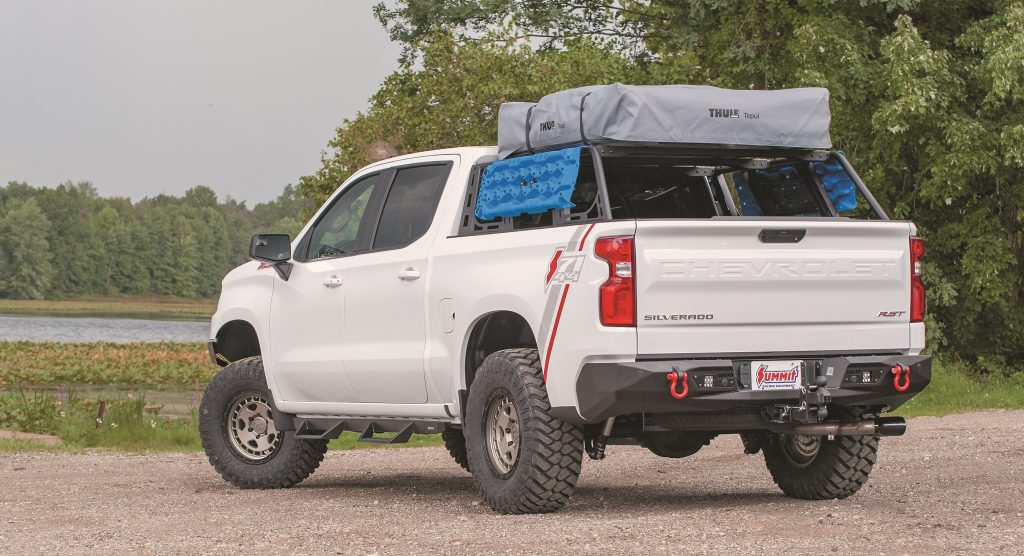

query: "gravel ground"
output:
1 409 1022 555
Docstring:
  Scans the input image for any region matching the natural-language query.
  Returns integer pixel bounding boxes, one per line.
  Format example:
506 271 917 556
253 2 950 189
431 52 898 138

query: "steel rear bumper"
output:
571 355 932 423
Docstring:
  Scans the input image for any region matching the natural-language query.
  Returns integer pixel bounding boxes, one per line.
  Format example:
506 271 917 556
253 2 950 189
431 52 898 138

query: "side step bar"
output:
358 423 414 444
291 417 446 443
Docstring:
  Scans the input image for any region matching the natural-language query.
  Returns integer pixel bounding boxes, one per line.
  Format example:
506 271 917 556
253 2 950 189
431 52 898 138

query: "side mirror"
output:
249 233 293 280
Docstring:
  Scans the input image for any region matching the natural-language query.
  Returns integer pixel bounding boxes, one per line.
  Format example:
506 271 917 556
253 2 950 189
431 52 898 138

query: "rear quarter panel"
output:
428 220 637 416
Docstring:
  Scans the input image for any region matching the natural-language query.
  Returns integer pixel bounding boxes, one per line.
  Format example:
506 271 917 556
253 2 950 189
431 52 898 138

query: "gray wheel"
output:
484 394 520 475
226 393 282 461
199 357 327 489
464 348 584 514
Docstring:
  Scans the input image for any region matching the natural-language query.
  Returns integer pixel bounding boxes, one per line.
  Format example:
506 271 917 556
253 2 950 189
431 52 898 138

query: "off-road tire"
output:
762 412 879 500
199 357 328 489
464 348 584 514
442 429 470 472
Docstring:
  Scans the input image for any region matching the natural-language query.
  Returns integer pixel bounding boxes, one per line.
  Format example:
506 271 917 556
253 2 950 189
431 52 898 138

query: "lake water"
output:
0 314 209 343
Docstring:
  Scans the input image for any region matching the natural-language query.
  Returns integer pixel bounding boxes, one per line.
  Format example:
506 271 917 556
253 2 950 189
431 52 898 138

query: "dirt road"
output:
2 410 1022 555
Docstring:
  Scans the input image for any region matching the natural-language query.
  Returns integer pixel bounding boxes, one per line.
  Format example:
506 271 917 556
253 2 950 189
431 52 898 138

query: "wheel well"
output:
464 311 537 392
213 320 261 367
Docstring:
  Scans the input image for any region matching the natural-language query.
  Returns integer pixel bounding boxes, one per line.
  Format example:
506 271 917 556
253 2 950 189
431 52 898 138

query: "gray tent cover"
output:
497 83 831 159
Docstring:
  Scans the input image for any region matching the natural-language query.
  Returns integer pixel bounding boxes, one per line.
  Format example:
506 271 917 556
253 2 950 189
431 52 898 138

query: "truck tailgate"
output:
635 220 913 356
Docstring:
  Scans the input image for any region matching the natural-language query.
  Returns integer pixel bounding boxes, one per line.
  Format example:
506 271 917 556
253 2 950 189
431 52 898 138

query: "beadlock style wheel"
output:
199 357 327 489
226 393 282 461
484 393 520 476
464 348 584 514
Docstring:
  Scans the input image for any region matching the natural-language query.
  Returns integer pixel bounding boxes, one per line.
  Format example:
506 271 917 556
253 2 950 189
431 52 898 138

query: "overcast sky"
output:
0 0 401 205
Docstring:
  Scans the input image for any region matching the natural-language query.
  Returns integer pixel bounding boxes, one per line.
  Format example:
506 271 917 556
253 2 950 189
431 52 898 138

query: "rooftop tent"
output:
497 83 832 159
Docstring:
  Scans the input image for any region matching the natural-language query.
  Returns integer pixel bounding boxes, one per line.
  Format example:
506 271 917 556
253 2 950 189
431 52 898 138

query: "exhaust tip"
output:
874 417 907 436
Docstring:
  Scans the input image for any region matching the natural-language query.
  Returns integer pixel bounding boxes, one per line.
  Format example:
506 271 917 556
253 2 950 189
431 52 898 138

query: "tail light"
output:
595 236 635 327
910 236 925 322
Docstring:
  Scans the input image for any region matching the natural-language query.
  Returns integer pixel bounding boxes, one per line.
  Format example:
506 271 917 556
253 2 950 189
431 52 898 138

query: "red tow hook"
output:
666 370 689 400
891 363 911 392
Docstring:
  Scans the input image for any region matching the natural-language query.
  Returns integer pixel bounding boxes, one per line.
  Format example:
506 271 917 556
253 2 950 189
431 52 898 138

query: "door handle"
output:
397 268 421 281
322 276 343 288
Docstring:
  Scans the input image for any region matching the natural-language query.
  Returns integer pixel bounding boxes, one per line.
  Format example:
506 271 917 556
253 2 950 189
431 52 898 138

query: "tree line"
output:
300 0 1023 373
0 182 313 300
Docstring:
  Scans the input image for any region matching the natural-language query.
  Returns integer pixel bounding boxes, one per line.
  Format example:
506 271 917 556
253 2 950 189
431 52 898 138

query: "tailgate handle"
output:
759 229 806 243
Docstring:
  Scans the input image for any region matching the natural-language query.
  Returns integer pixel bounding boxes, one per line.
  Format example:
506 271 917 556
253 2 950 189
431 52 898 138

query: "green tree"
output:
173 226 200 298
35 181 103 295
192 206 230 298
254 184 316 226
270 216 304 238
0 181 310 301
93 206 126 293
183 185 219 209
0 198 55 299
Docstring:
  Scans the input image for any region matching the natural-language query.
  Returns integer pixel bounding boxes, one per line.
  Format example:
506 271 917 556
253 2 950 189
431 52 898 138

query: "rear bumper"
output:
571 354 931 423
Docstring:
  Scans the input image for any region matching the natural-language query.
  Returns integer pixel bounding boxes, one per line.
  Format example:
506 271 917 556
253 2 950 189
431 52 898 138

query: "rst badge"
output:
750 361 804 390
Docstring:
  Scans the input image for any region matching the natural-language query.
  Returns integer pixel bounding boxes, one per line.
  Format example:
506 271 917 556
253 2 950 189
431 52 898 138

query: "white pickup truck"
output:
200 86 931 514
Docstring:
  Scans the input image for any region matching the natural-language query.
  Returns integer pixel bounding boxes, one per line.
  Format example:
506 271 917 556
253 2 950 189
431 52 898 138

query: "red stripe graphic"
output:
577 223 596 252
543 222 597 381
543 284 571 381
545 249 563 286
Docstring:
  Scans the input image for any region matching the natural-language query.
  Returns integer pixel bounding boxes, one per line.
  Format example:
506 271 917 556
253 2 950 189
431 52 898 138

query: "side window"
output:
305 174 381 260
372 164 450 250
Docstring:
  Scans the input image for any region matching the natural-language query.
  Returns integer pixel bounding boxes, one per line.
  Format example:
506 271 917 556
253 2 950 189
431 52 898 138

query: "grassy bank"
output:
0 390 201 452
1 340 1020 453
0 341 215 387
895 359 1024 417
0 296 216 320
0 390 441 453
0 340 443 452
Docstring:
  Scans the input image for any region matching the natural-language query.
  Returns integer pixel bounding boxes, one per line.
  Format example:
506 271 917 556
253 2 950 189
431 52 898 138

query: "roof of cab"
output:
358 146 498 173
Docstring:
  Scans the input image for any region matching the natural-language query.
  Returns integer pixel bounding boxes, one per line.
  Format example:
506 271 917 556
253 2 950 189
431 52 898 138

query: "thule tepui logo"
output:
538 120 564 132
708 108 740 118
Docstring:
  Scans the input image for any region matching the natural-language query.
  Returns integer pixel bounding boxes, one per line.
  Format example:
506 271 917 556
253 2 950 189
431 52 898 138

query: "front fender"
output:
211 262 275 381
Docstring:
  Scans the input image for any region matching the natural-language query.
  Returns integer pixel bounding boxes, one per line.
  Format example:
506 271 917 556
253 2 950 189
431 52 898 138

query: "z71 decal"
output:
545 249 585 290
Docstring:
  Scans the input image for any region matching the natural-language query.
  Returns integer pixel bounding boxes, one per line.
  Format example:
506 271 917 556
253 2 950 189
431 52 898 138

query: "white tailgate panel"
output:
635 220 912 356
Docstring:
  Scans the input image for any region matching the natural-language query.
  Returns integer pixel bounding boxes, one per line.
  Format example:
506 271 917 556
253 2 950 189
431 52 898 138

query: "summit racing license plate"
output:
750 360 804 391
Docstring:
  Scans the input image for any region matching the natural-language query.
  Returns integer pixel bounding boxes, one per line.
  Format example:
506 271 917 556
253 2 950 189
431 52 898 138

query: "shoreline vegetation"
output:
1 340 1021 453
0 295 217 320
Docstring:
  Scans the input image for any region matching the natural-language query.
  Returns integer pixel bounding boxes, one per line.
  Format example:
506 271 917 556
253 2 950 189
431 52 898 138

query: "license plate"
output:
750 360 804 391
